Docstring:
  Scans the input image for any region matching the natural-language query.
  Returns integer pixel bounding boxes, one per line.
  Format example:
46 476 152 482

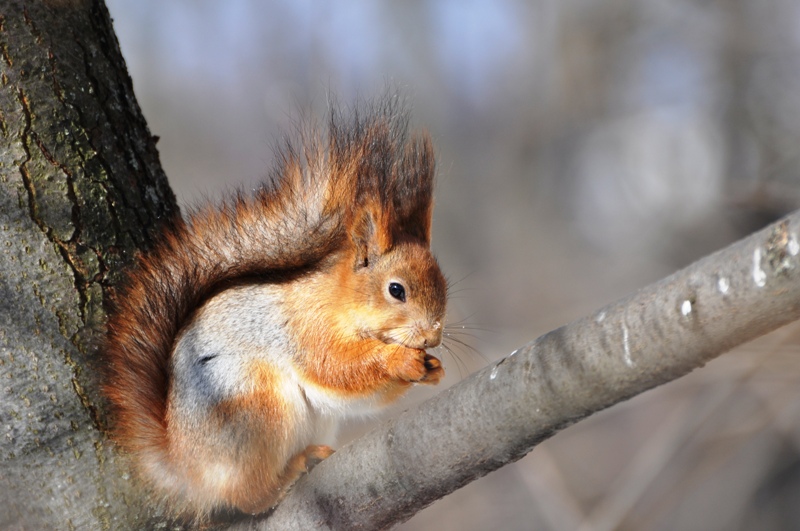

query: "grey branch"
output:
239 214 800 530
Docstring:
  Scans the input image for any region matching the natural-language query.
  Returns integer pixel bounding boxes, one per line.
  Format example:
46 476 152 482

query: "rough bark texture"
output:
0 1 176 529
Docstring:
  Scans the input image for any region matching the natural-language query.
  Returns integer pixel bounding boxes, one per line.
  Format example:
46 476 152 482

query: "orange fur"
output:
101 99 447 520
286 243 446 397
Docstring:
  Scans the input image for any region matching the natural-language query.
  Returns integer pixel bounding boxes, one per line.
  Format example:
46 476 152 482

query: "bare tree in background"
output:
3 2 800 530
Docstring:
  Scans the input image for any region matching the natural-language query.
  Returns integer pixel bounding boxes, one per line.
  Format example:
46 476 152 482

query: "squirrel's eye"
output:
388 282 406 302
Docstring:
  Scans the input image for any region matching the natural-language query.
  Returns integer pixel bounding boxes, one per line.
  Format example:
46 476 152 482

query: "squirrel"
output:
101 100 448 519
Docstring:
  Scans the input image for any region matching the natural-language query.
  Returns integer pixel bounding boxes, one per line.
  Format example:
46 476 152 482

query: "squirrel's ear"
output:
351 204 394 268
394 134 435 244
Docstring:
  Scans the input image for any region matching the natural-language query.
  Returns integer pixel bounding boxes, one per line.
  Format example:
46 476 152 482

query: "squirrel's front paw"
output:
420 354 444 385
390 349 444 385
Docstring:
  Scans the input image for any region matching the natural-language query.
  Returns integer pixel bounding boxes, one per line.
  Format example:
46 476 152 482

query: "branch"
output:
239 213 800 530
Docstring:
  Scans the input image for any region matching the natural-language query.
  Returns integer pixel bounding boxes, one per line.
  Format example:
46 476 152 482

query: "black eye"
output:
388 282 406 302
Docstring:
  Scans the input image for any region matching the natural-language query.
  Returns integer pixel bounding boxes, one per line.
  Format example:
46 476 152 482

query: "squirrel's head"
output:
324 110 446 350
345 236 447 350
341 130 445 349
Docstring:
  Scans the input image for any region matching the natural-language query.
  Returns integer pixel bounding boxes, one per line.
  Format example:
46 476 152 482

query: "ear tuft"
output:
351 203 394 269
393 133 435 244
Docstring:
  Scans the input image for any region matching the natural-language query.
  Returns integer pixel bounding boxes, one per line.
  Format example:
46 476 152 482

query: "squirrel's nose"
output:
423 338 438 348
422 321 442 348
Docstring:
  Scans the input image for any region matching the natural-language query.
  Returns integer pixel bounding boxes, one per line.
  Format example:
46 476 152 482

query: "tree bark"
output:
0 1 176 529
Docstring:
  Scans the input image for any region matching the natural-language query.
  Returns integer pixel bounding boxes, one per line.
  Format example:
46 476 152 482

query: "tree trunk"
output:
0 1 176 528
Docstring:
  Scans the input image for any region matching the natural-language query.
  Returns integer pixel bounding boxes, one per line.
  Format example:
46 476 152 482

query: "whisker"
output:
437 342 467 380
445 270 478 291
445 324 496 335
443 334 490 365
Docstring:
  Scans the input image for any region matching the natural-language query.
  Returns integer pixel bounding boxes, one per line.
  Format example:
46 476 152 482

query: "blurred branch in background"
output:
104 1 800 529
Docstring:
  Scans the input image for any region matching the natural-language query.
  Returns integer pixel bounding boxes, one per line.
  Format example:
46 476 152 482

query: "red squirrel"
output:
102 101 447 519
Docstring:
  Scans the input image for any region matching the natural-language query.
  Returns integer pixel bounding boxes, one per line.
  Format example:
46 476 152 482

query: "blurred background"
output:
104 1 800 529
